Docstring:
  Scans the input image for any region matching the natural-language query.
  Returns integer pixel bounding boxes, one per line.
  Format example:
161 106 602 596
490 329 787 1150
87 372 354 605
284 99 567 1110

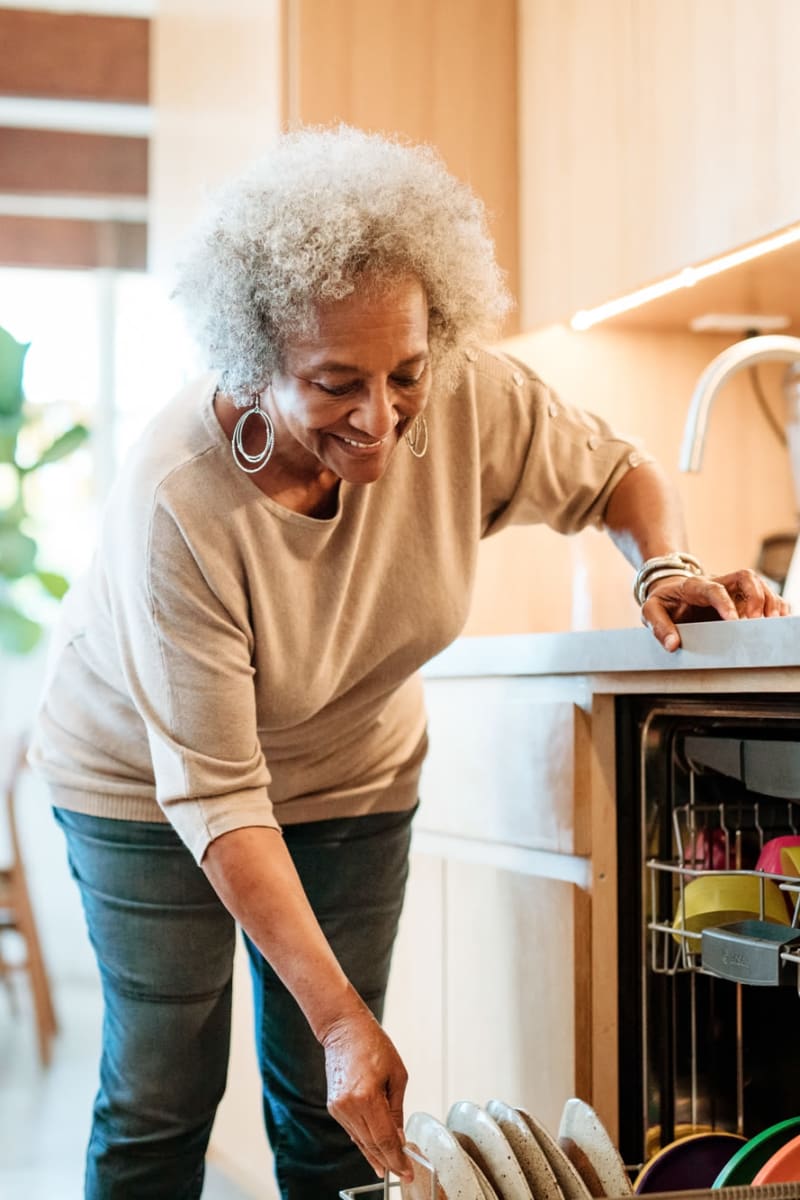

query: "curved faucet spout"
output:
679 334 800 472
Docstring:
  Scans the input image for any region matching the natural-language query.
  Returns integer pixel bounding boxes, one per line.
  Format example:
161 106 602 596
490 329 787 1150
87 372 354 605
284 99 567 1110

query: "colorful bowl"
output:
672 874 790 940
713 1116 800 1187
634 1131 745 1193
752 1132 800 1184
781 845 800 877
755 835 800 876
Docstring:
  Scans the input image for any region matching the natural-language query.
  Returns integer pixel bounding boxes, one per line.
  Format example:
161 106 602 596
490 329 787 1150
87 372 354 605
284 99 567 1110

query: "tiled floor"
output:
0 975 254 1200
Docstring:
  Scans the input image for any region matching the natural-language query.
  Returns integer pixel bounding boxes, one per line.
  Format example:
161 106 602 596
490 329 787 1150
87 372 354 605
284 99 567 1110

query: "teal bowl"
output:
713 1116 800 1187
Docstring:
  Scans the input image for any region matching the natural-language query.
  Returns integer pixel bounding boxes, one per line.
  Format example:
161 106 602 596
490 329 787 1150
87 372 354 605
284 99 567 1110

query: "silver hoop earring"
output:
405 414 428 459
231 391 275 474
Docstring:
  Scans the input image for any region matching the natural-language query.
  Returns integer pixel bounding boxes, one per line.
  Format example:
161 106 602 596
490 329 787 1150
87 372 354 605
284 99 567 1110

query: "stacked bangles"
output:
633 552 705 606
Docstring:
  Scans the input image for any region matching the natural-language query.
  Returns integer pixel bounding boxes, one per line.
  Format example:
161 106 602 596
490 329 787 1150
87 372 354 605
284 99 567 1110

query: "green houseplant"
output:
0 323 89 653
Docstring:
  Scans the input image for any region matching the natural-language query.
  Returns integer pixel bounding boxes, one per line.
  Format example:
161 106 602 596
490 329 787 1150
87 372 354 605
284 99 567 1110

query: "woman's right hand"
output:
322 1003 413 1183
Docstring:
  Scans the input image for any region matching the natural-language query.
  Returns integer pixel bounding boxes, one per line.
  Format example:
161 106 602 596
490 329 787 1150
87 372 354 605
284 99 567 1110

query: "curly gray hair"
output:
173 125 512 404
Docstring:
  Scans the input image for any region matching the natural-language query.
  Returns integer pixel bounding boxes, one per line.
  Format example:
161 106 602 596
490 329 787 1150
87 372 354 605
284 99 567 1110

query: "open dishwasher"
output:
615 696 800 1174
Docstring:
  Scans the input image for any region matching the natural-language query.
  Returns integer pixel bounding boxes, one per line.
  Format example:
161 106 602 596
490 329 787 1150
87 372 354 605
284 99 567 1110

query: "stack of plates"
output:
401 1098 630 1200
398 1104 800 1198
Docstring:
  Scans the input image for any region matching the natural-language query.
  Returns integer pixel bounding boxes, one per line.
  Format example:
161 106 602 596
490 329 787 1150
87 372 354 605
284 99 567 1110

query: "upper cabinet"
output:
519 0 800 330
150 0 520 326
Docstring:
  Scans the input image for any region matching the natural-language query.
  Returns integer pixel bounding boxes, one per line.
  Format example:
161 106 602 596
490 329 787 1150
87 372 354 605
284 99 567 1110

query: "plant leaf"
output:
0 497 25 528
35 569 69 599
0 326 30 417
24 423 90 471
0 600 42 653
0 527 37 578
0 413 24 463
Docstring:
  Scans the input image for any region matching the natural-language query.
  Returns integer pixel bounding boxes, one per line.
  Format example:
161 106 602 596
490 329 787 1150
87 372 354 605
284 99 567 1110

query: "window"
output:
0 266 198 586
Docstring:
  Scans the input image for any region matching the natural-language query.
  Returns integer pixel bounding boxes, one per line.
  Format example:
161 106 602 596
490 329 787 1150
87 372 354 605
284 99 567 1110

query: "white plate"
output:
557 1098 633 1197
486 1099 565 1200
447 1101 534 1200
514 1108 594 1200
470 1157 501 1200
405 1111 486 1199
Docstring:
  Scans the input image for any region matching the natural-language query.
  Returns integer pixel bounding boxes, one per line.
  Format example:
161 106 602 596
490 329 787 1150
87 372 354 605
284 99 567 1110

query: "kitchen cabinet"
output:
443 861 587 1136
150 0 519 319
519 0 800 329
383 616 800 1148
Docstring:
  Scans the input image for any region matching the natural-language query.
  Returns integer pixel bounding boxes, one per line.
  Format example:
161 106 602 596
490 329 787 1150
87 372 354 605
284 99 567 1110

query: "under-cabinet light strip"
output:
570 223 800 331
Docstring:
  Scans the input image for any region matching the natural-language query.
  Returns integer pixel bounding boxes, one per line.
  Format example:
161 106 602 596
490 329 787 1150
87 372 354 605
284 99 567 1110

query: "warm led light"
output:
570 224 800 331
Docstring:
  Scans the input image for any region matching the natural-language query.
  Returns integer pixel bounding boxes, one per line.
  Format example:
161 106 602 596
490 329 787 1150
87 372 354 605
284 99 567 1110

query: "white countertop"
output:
423 614 800 679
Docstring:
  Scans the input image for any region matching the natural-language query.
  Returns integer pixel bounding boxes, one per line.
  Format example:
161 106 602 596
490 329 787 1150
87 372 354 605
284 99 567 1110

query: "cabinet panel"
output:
292 0 519 324
421 677 591 853
520 0 800 326
383 849 446 1121
444 860 584 1137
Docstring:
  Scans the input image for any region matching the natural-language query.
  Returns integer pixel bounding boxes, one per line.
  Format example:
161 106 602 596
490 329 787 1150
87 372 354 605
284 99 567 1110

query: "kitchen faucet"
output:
679 333 800 477
679 333 800 606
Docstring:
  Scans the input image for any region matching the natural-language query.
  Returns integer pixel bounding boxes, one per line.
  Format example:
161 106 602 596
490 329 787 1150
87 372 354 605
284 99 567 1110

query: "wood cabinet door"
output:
443 859 588 1137
384 845 591 1138
420 676 592 855
519 0 800 327
383 848 447 1122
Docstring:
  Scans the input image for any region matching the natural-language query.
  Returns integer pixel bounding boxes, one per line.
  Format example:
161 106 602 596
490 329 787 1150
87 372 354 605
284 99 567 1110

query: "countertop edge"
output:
422 615 800 679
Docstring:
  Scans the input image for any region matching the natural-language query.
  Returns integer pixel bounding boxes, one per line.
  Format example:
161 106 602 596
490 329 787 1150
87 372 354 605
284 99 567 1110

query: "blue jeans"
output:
54 805 414 1200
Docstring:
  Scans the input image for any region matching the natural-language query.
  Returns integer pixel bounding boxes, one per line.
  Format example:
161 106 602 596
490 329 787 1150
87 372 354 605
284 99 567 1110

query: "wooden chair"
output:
0 733 58 1066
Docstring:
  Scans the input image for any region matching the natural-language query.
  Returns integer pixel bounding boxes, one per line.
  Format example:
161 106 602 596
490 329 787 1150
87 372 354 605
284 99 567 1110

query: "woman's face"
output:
268 276 431 486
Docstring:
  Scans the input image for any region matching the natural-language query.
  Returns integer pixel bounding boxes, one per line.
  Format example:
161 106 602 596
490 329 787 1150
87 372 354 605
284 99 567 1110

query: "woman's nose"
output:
353 384 398 438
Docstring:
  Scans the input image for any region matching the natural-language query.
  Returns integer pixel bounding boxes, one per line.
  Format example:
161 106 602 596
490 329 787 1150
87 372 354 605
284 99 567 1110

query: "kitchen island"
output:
384 616 800 1149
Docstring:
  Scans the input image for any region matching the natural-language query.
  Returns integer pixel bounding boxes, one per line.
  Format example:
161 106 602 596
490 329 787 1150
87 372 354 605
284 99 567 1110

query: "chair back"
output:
2 732 29 873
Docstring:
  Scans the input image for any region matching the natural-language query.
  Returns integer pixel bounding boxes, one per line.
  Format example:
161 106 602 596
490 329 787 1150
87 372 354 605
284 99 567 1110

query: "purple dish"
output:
634 1132 746 1194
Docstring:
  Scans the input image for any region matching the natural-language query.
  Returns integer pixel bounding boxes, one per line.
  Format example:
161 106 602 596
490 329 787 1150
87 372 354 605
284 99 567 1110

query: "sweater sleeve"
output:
474 350 654 537
106 490 278 863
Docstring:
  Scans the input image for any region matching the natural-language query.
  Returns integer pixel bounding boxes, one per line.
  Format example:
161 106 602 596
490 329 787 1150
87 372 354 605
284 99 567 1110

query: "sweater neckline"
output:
199 376 348 529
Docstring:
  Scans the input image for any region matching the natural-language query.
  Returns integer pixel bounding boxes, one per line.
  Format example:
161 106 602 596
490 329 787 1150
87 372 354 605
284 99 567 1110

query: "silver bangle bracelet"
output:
633 552 705 606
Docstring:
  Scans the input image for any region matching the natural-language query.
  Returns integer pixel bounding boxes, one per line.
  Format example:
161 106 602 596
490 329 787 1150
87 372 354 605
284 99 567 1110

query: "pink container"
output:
755 835 800 876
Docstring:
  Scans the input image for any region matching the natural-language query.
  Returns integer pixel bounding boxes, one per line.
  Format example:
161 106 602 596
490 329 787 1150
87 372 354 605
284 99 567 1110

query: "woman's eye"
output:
315 381 358 397
391 375 423 388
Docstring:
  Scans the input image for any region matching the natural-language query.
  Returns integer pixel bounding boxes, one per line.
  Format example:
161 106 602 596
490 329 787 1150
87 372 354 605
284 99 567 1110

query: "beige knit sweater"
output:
29 348 650 863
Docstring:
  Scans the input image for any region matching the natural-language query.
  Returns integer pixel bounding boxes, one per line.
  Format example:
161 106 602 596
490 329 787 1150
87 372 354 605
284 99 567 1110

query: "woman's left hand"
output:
641 568 791 652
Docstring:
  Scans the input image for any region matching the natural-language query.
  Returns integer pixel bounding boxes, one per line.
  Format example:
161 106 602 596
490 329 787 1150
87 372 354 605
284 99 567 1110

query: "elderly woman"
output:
30 125 787 1200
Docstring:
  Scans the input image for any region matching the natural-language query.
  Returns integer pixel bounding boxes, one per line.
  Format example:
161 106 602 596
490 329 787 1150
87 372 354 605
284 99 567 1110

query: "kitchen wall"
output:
464 324 797 636
148 0 284 283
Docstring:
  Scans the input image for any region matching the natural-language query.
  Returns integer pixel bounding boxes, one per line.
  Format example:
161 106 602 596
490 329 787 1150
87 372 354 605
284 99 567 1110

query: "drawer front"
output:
419 676 590 854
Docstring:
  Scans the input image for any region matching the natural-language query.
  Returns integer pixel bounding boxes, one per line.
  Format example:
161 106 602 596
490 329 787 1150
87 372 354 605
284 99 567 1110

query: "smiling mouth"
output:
333 433 388 449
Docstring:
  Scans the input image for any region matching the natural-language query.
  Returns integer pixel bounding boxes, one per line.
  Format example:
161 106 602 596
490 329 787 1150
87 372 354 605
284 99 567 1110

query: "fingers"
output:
683 576 741 621
712 569 778 618
324 1016 412 1181
331 1103 411 1181
343 1116 410 1181
641 566 790 651
640 598 682 653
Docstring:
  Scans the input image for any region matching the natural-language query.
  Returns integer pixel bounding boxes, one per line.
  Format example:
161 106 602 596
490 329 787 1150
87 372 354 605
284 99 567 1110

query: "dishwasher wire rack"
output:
339 1145 437 1198
647 859 800 977
340 1177 800 1200
646 794 800 984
